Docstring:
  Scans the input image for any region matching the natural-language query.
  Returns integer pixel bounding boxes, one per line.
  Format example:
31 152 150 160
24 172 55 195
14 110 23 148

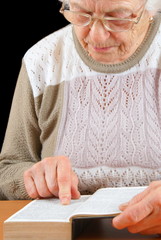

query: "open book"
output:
4 186 147 240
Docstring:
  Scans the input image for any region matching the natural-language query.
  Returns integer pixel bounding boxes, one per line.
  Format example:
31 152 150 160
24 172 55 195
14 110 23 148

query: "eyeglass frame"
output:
59 3 146 32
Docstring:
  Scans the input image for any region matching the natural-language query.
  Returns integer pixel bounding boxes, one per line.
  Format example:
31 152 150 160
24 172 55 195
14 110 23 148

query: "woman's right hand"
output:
24 156 80 205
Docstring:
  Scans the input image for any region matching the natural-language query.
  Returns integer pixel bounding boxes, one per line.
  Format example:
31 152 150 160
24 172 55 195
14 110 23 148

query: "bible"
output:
4 186 147 240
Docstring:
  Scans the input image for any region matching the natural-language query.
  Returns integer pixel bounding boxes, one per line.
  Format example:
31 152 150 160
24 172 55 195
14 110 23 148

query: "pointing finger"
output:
57 157 72 205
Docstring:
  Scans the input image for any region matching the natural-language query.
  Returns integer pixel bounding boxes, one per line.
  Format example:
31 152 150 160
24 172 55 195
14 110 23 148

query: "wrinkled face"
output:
70 0 149 64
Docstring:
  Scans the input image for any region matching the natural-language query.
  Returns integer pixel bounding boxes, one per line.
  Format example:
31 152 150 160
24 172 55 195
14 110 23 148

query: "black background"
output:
1 0 68 150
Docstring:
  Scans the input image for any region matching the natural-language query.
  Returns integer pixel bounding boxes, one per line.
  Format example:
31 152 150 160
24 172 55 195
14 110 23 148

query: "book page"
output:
5 196 89 223
5 186 147 223
70 186 147 218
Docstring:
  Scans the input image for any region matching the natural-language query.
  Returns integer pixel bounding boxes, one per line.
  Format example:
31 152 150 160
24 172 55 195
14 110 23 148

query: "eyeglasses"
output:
60 5 145 32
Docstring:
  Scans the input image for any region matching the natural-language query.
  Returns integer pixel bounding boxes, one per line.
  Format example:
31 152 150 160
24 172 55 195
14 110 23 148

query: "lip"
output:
92 45 115 53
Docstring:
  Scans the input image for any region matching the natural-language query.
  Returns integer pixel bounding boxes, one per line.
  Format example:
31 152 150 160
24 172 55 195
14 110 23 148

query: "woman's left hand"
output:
112 180 161 235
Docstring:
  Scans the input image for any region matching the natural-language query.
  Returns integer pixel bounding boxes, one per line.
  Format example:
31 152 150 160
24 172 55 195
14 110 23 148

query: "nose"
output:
89 19 110 44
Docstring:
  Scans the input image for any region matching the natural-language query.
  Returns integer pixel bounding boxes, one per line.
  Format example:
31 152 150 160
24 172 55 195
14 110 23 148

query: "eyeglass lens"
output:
63 11 135 31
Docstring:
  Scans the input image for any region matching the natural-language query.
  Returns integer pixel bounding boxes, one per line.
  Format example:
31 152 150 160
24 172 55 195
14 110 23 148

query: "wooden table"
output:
0 200 31 240
0 200 160 240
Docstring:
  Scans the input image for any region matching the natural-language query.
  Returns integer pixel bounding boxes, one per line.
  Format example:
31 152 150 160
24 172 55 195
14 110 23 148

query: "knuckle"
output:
126 211 138 224
59 155 70 161
23 170 30 179
39 190 50 198
48 182 59 195
28 191 38 199
58 174 70 183
31 162 41 173
59 156 71 167
128 226 138 234
59 193 71 200
41 157 53 165
26 186 38 199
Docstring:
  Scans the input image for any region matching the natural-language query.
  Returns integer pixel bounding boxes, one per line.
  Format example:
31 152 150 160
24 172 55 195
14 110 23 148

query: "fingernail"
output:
120 202 129 209
61 197 70 205
113 215 122 227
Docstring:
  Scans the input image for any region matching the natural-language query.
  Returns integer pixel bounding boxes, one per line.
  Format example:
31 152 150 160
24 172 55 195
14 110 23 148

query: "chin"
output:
88 48 119 64
91 51 129 64
90 54 117 64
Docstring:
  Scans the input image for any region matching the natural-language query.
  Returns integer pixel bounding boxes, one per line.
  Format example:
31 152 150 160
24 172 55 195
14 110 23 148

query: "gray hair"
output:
59 0 161 14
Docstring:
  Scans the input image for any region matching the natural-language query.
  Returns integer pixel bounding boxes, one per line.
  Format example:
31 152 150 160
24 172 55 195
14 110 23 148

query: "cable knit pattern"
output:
55 69 161 192
56 70 161 167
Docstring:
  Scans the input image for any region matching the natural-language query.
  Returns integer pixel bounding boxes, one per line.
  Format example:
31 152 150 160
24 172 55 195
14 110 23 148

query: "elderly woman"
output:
0 0 161 235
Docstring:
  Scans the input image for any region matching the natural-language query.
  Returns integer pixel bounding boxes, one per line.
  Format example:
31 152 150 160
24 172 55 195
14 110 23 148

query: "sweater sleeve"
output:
0 61 42 200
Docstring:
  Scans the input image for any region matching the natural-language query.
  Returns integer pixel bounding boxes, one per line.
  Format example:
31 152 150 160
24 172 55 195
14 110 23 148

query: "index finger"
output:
57 157 72 205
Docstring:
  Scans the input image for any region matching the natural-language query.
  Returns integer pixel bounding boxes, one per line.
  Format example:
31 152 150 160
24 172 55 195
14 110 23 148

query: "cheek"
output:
74 26 90 44
116 32 133 49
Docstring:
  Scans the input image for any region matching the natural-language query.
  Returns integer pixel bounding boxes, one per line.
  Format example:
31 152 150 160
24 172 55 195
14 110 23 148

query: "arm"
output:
0 62 42 199
0 61 80 202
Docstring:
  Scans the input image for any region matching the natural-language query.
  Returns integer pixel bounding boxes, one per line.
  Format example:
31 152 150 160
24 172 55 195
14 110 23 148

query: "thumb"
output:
119 202 129 211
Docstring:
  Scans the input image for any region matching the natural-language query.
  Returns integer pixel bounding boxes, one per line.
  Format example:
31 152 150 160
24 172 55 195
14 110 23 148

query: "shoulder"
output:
24 24 73 66
22 25 75 97
24 25 72 61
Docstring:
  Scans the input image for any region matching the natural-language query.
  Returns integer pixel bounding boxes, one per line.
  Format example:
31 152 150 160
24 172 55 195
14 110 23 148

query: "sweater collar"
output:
72 13 161 74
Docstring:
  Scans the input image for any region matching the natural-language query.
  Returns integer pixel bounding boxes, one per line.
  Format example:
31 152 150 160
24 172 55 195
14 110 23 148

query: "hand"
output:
112 181 161 235
24 156 80 204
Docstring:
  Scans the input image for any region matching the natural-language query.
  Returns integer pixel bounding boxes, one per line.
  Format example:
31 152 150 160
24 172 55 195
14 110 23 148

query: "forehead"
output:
69 0 143 11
